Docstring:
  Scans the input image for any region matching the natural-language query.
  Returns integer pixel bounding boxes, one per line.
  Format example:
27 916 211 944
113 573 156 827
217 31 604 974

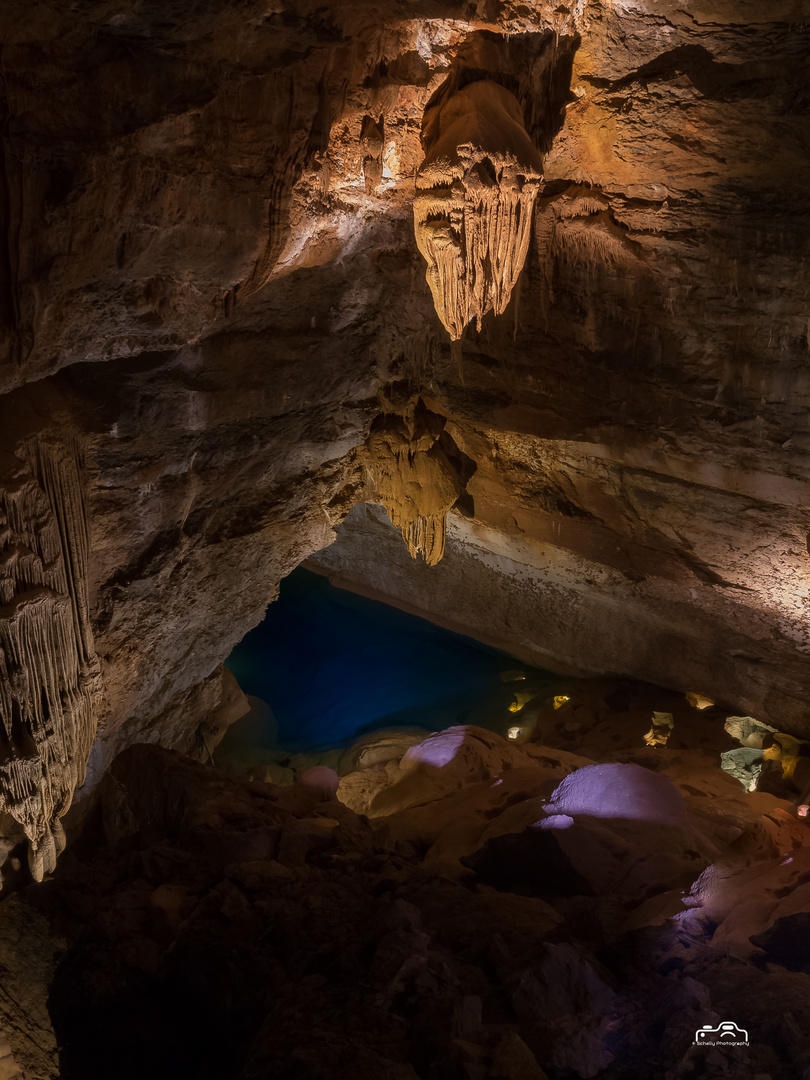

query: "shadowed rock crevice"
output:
593 42 807 103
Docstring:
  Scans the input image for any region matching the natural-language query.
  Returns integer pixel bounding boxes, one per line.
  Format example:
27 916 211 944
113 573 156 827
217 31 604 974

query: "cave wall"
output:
0 0 809 855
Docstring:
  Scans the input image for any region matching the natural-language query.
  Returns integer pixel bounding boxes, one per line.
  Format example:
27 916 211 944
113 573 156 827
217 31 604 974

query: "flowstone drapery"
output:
414 80 543 340
0 438 104 880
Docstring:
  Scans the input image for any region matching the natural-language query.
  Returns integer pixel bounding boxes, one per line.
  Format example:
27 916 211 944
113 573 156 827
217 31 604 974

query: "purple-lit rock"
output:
546 763 688 825
299 766 340 799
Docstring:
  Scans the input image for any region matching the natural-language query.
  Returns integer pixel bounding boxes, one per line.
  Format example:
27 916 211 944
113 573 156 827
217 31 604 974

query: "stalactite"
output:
364 400 471 567
399 513 447 566
0 438 103 880
414 80 543 341
360 115 384 195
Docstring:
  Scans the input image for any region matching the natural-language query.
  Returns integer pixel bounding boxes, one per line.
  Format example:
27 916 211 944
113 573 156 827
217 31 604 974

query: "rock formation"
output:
9 716 810 1079
414 79 543 340
364 398 472 564
0 0 802 755
0 1 808 1069
0 0 803 863
0 430 103 880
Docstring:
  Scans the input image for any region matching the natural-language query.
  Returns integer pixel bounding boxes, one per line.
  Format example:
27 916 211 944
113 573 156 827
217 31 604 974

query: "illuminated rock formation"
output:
414 79 543 340
0 439 103 880
365 400 469 565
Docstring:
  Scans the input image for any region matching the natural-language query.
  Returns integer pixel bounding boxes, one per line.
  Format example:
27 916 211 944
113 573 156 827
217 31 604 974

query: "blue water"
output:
224 568 560 754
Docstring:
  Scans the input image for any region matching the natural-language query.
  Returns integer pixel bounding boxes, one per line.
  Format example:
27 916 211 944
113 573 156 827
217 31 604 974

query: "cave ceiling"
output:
0 0 809 863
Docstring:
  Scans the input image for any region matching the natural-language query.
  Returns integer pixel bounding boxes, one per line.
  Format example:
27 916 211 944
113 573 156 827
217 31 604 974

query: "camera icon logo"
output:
695 1021 749 1045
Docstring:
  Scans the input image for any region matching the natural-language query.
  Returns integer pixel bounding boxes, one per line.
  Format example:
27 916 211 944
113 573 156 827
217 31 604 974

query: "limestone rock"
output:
725 716 779 746
0 432 103 879
0 0 805 830
6 729 810 1079
337 728 429 773
720 746 763 791
365 399 470 564
0 5 808 1073
0 11 807 1059
0 896 62 1079
414 80 543 340
545 762 689 825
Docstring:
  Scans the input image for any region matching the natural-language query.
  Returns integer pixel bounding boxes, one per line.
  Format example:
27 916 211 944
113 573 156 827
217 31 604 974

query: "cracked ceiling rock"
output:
0 438 104 881
414 79 543 340
364 403 466 566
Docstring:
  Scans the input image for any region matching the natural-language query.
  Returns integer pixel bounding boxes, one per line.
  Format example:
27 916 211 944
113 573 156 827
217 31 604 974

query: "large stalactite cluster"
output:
414 79 544 340
0 437 103 879
364 400 469 566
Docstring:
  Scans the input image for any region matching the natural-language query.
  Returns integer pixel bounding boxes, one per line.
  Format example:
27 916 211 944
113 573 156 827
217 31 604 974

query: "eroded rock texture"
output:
0 412 103 879
414 79 543 340
0 0 807 857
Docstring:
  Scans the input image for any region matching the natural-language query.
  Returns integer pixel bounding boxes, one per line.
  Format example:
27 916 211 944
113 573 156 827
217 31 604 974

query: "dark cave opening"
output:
215 557 796 806
220 565 567 765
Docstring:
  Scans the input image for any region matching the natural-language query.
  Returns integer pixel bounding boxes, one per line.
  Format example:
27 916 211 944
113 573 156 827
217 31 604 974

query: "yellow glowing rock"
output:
762 732 809 780
414 80 543 340
507 726 522 740
686 692 714 710
552 695 570 710
643 711 674 748
508 692 534 713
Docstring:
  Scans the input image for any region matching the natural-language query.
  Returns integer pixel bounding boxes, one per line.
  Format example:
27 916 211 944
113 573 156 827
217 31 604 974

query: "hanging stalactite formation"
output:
0 437 104 880
414 79 544 341
364 399 473 566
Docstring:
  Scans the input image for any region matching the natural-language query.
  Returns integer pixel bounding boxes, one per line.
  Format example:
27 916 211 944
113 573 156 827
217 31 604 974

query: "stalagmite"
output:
414 80 543 340
0 439 103 880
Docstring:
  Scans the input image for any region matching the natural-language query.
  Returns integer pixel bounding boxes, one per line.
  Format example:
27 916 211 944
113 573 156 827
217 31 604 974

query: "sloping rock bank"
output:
3 728 809 1080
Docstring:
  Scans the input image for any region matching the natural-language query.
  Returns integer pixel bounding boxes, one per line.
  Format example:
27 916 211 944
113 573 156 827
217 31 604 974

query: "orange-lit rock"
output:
414 80 543 339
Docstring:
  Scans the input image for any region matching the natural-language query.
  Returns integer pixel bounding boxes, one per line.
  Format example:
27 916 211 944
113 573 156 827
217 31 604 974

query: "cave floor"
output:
2 686 810 1080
